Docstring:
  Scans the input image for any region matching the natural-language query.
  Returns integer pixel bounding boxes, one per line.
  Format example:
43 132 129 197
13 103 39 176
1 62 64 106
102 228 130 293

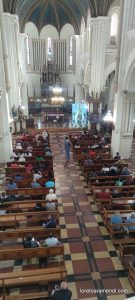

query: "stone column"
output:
120 92 135 158
0 23 12 162
89 17 109 98
111 0 133 158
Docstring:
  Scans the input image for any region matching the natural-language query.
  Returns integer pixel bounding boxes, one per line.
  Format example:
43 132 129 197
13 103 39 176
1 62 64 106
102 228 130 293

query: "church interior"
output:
0 0 135 299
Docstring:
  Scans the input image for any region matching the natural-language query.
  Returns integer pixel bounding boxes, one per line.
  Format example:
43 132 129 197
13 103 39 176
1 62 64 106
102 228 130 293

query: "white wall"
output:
40 25 59 39
61 73 75 98
27 73 40 98
60 24 75 39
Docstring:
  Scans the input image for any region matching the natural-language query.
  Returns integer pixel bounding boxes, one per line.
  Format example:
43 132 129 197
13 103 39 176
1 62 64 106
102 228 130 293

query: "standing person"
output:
64 137 71 162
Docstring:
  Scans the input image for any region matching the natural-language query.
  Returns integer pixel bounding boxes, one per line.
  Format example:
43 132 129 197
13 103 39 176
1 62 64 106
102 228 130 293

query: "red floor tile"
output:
72 260 90 274
69 242 86 254
96 258 115 272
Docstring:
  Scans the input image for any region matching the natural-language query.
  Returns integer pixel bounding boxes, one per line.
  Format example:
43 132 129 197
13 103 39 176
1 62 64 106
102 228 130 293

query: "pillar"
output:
89 17 109 98
0 3 12 162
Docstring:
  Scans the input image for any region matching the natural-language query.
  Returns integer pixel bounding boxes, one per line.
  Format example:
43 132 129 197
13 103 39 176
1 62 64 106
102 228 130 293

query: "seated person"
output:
12 151 17 158
27 145 33 152
95 155 103 161
98 189 111 199
109 165 118 175
101 164 110 174
42 130 48 140
34 202 43 211
36 155 44 161
45 200 56 211
43 215 56 228
31 179 41 188
26 163 33 173
91 143 100 149
46 189 57 201
110 210 123 230
45 178 55 188
0 192 9 204
84 158 93 166
116 178 123 186
52 281 72 300
14 173 23 180
16 144 22 150
44 170 54 179
45 150 52 157
33 170 42 180
88 149 96 156
23 234 40 248
126 212 135 231
122 167 131 176
18 154 26 162
25 151 32 157
7 180 17 189
11 162 19 168
74 142 80 149
43 233 60 247
10 155 15 162
114 152 121 160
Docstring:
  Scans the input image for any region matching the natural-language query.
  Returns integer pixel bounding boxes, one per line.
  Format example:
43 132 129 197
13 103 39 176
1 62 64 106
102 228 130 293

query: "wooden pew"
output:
96 197 135 212
0 266 67 300
0 210 59 229
0 227 60 240
0 244 64 261
0 199 58 213
6 187 52 197
108 222 135 244
119 244 135 263
6 178 55 189
128 264 135 291
87 175 130 186
93 185 135 198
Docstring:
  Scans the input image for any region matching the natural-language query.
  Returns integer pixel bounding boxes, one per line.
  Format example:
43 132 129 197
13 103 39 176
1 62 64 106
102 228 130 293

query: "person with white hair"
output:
46 189 57 201
126 212 135 231
51 281 72 300
18 154 26 162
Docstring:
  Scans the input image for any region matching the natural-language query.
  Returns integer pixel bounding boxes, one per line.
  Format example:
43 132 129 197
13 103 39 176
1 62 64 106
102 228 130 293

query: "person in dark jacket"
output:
52 281 72 300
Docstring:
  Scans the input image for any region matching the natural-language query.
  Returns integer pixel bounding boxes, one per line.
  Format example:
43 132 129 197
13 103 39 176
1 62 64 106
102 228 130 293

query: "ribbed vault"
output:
3 0 114 34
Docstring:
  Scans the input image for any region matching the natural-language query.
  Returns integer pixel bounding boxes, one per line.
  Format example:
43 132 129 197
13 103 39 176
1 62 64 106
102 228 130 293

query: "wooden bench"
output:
0 227 60 240
0 244 64 261
108 222 135 244
0 199 58 213
119 244 135 262
6 178 55 189
128 264 135 291
93 185 135 198
0 210 59 229
0 265 67 300
6 187 53 197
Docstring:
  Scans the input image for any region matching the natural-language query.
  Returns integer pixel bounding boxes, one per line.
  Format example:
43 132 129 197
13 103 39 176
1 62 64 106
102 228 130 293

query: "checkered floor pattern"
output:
0 134 134 299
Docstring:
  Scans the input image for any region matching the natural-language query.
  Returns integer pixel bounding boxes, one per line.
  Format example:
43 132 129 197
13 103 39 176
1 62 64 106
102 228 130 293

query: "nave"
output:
0 130 134 300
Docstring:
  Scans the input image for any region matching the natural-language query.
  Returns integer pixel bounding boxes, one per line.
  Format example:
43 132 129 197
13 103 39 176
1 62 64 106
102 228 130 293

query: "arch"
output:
103 62 116 87
87 9 91 28
60 23 75 39
40 25 59 40
123 49 135 90
80 17 85 35
24 22 39 39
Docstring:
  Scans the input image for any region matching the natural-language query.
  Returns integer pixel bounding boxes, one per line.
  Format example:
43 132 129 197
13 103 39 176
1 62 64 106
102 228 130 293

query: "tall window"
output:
110 13 118 36
26 35 30 65
69 36 73 66
47 37 52 61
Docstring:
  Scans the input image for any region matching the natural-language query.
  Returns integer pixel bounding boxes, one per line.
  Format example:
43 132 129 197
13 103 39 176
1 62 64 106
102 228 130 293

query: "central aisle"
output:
50 132 133 300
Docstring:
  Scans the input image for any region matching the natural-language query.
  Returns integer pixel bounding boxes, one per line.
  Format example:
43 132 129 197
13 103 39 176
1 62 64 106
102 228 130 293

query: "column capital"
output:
122 91 135 102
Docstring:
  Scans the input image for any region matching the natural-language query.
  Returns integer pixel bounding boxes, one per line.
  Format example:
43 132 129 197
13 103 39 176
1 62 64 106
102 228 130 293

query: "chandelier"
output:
51 86 65 104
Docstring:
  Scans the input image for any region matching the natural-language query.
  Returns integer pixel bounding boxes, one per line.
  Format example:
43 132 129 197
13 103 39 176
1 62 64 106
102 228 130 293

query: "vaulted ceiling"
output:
3 0 114 34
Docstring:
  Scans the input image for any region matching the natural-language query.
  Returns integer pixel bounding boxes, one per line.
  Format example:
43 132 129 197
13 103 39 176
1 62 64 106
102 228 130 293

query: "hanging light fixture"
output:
103 110 113 122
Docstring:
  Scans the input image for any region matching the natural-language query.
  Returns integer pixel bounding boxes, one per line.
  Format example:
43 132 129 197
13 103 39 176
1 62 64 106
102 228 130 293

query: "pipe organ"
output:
30 38 75 73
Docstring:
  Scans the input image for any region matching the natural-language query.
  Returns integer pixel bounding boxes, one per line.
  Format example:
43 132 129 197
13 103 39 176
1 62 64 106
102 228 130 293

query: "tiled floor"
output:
0 135 134 299
51 132 134 300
